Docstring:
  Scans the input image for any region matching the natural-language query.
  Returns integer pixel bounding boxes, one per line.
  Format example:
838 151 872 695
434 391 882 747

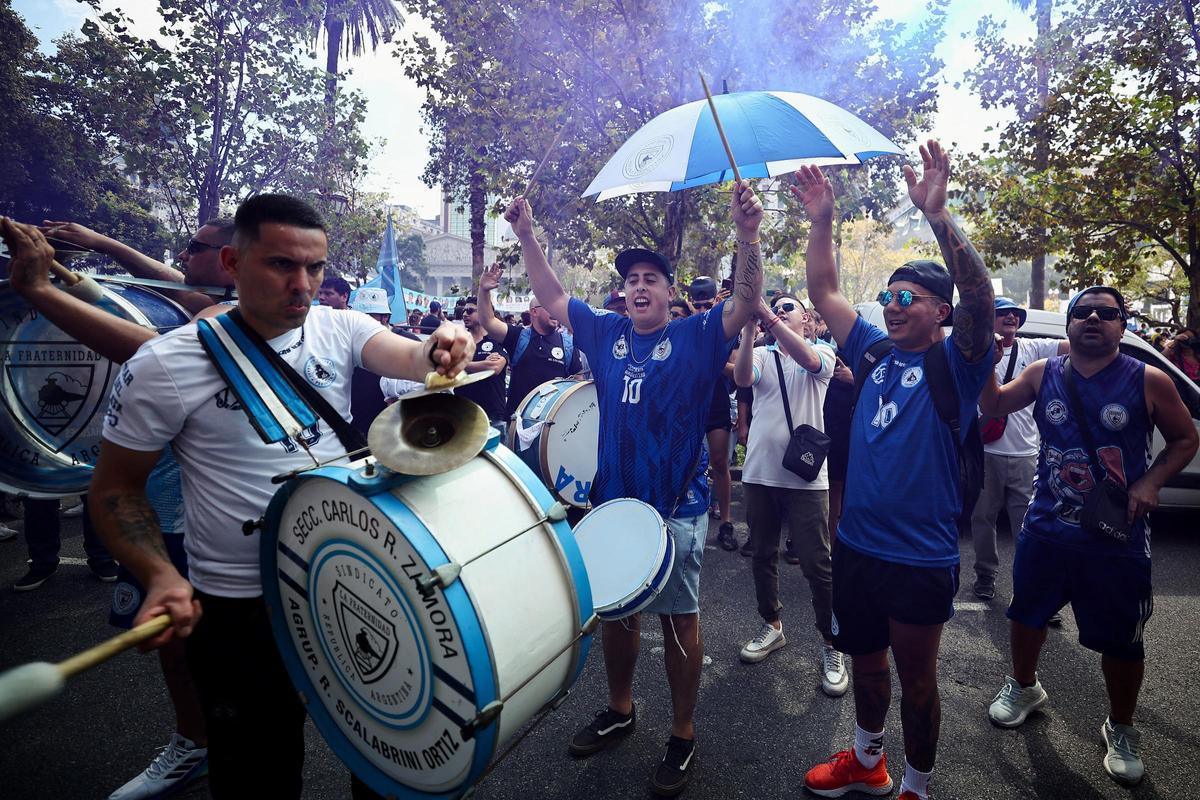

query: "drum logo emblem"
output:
332 580 399 685
304 356 337 388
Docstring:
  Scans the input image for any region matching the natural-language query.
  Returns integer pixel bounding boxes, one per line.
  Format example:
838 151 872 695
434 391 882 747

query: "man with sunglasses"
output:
733 293 847 696
453 295 510 434
970 298 1070 602
796 141 996 800
980 286 1197 786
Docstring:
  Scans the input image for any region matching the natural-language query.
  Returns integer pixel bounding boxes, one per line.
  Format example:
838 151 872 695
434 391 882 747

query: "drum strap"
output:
197 309 367 454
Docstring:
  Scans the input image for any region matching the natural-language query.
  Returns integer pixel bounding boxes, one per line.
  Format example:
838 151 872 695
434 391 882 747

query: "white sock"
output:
899 758 932 798
853 724 884 769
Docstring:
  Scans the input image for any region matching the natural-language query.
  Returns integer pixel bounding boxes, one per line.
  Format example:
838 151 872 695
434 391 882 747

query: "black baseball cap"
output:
888 259 954 326
688 276 717 302
615 248 674 284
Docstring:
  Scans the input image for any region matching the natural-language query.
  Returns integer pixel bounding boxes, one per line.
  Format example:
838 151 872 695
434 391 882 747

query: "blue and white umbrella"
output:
583 91 903 201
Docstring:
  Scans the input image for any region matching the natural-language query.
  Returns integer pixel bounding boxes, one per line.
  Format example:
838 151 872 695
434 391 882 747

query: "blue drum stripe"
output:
432 696 470 729
277 569 309 601
277 540 310 572
433 664 476 705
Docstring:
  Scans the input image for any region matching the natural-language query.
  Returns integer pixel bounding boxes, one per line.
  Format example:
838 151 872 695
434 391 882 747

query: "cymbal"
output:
368 390 490 476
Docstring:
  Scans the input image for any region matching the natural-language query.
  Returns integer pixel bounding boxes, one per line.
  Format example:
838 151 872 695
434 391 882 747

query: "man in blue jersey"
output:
503 182 763 796
981 286 1197 786
797 141 996 800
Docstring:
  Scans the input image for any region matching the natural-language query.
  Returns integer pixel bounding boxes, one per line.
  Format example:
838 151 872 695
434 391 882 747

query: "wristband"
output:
736 237 760 246
425 338 440 368
765 316 779 329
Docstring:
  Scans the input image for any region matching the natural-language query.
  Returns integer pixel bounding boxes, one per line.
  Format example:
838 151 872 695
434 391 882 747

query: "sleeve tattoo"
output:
927 215 994 361
725 241 762 319
103 494 169 561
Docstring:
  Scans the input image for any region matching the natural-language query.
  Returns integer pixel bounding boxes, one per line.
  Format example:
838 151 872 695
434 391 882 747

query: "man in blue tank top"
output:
980 286 1197 787
798 142 997 800
502 182 763 797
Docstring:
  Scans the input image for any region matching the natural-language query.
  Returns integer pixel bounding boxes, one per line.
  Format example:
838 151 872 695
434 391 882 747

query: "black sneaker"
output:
568 705 635 757
88 559 118 583
974 580 995 601
716 523 737 552
15 563 58 592
650 735 696 796
740 537 753 557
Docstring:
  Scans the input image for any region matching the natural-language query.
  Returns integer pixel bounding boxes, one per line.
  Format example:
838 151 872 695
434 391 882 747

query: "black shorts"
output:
1008 534 1153 661
705 382 732 432
830 541 959 655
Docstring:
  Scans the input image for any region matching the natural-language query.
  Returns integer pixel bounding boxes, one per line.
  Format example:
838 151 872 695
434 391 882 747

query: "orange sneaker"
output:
804 749 893 797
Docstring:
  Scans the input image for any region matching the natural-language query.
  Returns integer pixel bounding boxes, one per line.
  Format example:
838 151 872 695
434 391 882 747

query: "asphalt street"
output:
0 484 1197 800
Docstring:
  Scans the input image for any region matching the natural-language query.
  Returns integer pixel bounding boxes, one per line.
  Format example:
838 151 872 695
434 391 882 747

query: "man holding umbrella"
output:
504 180 763 796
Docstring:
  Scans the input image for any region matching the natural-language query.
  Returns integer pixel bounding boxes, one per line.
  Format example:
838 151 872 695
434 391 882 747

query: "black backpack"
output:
850 338 984 539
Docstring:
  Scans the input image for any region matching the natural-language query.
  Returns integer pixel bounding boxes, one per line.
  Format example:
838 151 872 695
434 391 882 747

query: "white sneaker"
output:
109 733 208 800
61 502 85 518
0 522 17 542
820 643 849 697
740 622 786 663
1101 717 1144 786
988 675 1048 728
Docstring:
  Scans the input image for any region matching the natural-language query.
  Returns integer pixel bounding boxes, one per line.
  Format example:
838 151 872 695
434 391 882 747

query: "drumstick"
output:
698 72 742 184
521 127 564 198
49 259 80 286
0 614 171 723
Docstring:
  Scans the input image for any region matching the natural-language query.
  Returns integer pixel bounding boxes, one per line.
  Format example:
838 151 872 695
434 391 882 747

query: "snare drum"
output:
572 499 673 620
0 278 190 497
262 432 594 798
507 379 598 508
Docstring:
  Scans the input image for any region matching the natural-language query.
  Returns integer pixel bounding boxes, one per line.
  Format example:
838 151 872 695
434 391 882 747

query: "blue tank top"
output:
1025 355 1152 558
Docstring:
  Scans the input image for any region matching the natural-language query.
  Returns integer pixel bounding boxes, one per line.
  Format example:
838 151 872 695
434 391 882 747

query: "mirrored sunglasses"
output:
877 289 941 307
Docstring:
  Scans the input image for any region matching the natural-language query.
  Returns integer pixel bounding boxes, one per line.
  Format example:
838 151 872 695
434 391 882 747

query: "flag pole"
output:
698 72 742 184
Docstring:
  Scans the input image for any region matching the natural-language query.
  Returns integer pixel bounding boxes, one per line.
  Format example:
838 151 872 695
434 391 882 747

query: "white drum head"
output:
542 382 599 507
573 499 667 615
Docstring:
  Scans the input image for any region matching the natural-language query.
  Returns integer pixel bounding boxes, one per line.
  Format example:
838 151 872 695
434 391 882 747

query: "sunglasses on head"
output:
1069 305 1123 321
877 289 941 307
185 239 222 254
773 301 801 313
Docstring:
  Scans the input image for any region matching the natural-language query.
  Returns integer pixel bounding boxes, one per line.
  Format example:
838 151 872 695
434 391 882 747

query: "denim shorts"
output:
642 513 707 616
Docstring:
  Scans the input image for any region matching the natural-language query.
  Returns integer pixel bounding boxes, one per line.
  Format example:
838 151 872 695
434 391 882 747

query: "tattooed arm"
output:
723 180 765 339
90 440 201 648
905 140 995 361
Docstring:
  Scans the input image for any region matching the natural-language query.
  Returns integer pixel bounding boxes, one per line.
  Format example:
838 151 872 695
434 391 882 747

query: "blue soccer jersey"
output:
568 298 734 519
839 316 993 567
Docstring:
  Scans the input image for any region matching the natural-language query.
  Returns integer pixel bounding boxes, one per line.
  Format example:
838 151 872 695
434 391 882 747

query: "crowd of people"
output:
0 136 1197 800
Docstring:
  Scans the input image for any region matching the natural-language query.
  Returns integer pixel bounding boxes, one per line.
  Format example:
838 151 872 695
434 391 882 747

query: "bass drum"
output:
262 432 594 799
506 379 599 508
0 278 190 497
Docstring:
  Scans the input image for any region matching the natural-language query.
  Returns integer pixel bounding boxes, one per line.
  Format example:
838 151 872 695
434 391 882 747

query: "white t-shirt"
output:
102 306 387 596
742 342 836 490
984 337 1063 457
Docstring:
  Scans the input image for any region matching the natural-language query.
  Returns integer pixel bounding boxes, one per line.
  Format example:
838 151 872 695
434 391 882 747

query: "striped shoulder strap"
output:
196 311 318 445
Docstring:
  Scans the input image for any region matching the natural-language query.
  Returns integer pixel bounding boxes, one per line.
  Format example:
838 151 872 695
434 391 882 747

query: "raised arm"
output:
1 218 155 362
722 181 765 339
476 263 511 341
979 356 1046 416
759 297 823 372
40 220 214 314
504 198 570 325
793 166 857 347
90 440 198 649
361 323 475 380
904 140 994 361
733 319 757 388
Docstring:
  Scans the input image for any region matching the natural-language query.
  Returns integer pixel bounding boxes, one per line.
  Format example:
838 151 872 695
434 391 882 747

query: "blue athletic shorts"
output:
108 534 189 630
830 541 959 656
1008 534 1153 661
642 514 707 616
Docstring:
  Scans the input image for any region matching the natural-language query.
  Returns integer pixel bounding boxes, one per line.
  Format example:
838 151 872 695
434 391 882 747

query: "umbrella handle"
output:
698 72 742 185
522 128 565 198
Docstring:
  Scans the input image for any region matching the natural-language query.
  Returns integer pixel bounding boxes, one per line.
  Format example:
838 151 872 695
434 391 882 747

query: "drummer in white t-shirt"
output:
969 297 1069 601
733 294 849 696
86 194 474 799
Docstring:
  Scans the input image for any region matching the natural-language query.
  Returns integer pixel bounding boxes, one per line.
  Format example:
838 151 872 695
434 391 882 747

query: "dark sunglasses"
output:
185 239 222 254
996 308 1021 318
462 307 478 314
1069 305 1123 321
877 289 941 307
693 300 715 310
773 301 801 313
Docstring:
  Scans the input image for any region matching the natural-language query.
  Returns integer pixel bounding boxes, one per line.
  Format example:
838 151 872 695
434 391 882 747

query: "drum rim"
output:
0 278 190 497
596 531 676 620
506 378 597 509
574 498 669 614
534 380 597 509
261 467 500 796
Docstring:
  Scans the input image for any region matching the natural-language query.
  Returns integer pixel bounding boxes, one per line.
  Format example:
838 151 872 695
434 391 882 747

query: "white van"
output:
850 303 1200 512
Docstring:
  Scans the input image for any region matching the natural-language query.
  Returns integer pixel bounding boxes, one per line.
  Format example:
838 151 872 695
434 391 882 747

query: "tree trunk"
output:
1189 231 1200 331
324 12 342 121
1029 0 1052 309
468 166 486 294
661 190 688 285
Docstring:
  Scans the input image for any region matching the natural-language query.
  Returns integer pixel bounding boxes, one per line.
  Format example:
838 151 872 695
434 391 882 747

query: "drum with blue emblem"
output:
261 430 595 799
0 277 191 497
506 379 599 508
